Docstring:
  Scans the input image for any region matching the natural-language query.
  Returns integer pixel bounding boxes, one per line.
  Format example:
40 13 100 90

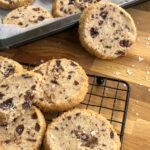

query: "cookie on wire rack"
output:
2 6 53 28
79 1 137 59
0 56 24 82
0 106 46 150
44 109 121 150
33 58 88 112
0 72 47 123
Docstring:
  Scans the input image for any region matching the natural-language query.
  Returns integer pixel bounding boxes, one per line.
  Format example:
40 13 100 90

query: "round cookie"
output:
79 1 137 59
0 106 46 150
44 109 121 150
0 0 34 10
75 0 100 11
0 56 24 83
52 0 101 17
0 72 47 123
52 0 81 17
2 6 53 28
33 59 88 112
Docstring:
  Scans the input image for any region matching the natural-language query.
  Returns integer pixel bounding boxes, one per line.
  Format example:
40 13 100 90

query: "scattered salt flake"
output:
91 131 96 136
146 71 150 74
126 69 132 75
147 37 150 41
138 56 144 62
146 42 150 46
52 84 55 88
131 64 135 67
115 72 120 75
123 84 126 87
139 83 143 86
136 113 139 116
62 83 65 86
40 59 44 63
148 89 150 92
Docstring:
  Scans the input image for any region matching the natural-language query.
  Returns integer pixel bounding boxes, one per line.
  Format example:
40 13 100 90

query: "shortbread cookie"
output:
2 6 53 28
0 56 24 82
0 106 46 150
44 109 121 150
52 0 80 17
0 0 34 9
52 0 101 17
0 72 46 123
75 0 100 11
33 59 88 112
79 2 137 59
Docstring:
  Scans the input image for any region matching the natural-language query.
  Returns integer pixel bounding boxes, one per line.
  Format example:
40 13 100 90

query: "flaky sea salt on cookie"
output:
44 109 121 150
79 1 137 59
2 6 53 28
33 59 88 112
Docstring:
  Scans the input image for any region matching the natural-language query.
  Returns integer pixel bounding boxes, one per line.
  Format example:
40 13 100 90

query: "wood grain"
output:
0 1 150 150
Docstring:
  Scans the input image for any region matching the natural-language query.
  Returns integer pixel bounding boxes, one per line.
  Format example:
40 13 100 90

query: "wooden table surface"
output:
0 1 150 150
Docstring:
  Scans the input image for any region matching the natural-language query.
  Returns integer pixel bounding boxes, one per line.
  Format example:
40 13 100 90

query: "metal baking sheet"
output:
0 0 148 50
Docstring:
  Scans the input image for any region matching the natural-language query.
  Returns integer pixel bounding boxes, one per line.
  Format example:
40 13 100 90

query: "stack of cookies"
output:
0 56 120 150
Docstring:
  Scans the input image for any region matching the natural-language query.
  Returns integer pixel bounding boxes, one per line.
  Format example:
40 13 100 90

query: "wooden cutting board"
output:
0 1 150 150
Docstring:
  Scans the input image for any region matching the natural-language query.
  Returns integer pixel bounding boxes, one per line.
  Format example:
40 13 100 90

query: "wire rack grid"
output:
21 62 130 149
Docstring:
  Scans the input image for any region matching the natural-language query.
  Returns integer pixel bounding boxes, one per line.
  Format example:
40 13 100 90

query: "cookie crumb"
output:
138 56 144 62
131 64 135 67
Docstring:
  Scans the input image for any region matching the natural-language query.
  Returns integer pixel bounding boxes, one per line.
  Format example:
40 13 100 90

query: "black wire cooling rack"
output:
20 62 130 149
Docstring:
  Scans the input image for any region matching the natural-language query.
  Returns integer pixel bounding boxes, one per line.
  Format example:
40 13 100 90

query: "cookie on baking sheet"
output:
52 0 101 17
0 106 46 150
75 0 100 11
79 1 137 59
44 109 121 150
52 0 80 17
0 72 47 123
0 0 34 10
0 56 24 83
33 59 88 112
2 6 53 28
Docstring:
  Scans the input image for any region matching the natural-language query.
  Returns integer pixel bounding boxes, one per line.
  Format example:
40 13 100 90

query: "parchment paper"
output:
0 0 133 39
